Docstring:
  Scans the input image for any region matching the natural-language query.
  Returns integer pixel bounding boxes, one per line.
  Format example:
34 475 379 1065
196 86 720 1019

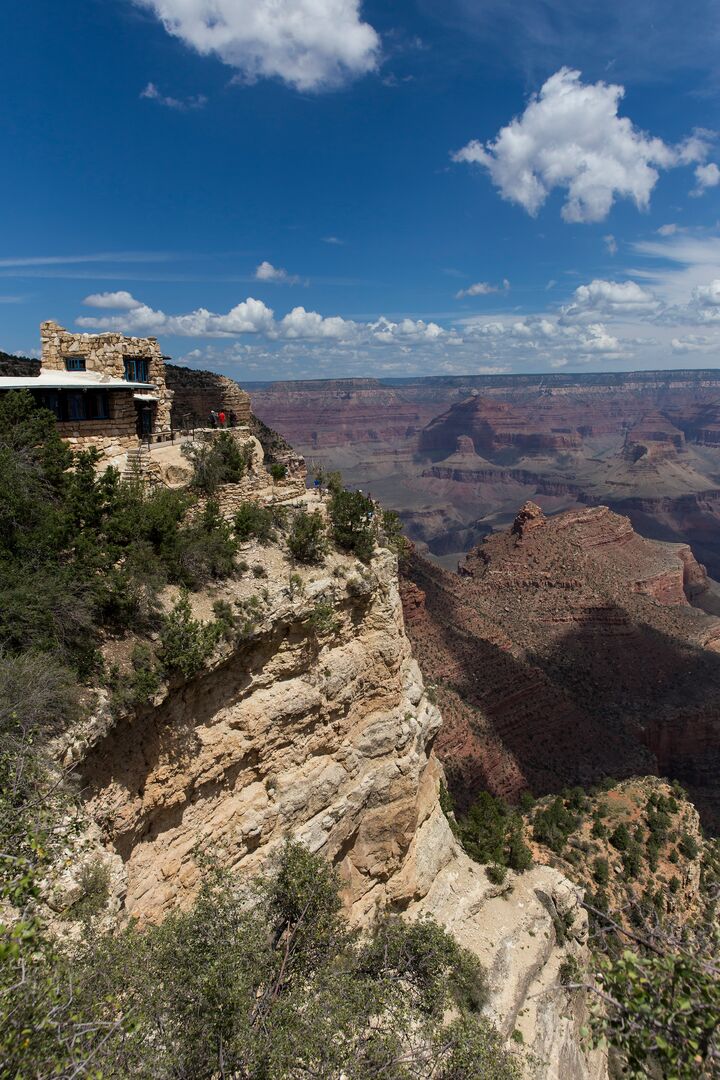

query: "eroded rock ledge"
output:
66 526 604 1078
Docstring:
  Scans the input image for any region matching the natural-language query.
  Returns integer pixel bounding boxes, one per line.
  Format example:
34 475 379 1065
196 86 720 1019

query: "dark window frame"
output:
64 356 86 372
123 357 150 383
37 388 110 422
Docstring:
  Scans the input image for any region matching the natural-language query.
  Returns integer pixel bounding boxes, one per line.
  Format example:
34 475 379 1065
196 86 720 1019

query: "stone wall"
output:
40 321 173 433
165 363 251 428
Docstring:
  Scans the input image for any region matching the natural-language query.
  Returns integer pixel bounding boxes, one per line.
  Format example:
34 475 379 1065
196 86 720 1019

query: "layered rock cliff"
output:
54 482 605 1078
250 371 720 574
401 503 720 830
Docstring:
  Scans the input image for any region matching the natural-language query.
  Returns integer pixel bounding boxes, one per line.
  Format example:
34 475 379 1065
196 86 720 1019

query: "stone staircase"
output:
122 445 164 487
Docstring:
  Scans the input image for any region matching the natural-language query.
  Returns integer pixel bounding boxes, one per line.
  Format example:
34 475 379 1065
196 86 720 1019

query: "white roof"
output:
0 370 154 391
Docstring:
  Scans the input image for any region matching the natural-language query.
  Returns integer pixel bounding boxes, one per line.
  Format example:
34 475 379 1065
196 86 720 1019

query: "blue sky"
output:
3 0 720 379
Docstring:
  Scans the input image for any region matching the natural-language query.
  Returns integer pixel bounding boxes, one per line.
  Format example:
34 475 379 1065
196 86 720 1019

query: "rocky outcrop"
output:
59 513 604 1077
622 412 685 463
402 504 720 829
166 363 251 428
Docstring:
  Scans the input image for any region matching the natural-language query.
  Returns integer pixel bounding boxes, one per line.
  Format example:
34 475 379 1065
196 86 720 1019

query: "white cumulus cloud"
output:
275 307 355 339
254 260 300 284
134 0 380 91
82 291 145 310
452 67 710 223
693 162 720 196
561 279 660 321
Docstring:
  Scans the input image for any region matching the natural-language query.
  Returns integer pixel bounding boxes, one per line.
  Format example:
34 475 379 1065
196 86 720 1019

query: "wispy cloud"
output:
0 252 175 269
322 236 344 245
140 82 208 110
456 278 509 298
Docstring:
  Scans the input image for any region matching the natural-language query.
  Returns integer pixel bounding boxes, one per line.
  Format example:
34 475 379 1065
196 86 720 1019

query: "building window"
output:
88 392 109 420
47 389 111 422
66 392 87 420
124 357 150 383
64 356 86 371
38 390 61 418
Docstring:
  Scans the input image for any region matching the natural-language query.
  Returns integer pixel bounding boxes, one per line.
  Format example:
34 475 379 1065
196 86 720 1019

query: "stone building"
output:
0 321 174 455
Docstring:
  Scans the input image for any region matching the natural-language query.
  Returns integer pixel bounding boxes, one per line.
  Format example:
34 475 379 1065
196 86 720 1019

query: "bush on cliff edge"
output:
1 843 521 1080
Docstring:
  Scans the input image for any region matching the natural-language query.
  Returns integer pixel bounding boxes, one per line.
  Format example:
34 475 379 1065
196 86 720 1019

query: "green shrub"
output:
559 956 582 986
532 797 580 854
234 501 276 543
182 432 252 495
69 860 111 922
159 593 221 678
288 509 327 563
593 858 609 885
328 489 376 562
307 601 340 636
108 643 163 715
486 863 507 885
679 832 699 860
518 791 535 812
269 462 287 482
380 508 405 553
506 825 533 872
610 823 631 852
457 791 532 874
0 843 520 1080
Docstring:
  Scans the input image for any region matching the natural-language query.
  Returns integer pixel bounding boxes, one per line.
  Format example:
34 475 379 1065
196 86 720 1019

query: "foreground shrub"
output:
234 501 277 543
182 431 252 494
0 843 520 1080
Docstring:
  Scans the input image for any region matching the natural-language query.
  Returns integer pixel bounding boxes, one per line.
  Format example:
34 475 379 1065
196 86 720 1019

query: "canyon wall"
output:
249 371 720 572
57 504 604 1078
165 363 251 428
402 503 720 830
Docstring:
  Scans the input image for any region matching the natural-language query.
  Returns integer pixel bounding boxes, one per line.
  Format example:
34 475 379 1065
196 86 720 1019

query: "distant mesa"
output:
622 412 686 463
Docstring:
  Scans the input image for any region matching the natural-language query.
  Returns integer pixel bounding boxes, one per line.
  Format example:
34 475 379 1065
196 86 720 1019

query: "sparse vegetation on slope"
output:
1 843 521 1079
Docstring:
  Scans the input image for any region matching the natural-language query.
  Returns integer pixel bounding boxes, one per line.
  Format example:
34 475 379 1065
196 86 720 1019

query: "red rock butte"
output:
401 501 720 831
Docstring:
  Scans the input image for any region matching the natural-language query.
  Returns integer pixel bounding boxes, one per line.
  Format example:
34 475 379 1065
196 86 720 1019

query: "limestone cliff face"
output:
63 527 604 1079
